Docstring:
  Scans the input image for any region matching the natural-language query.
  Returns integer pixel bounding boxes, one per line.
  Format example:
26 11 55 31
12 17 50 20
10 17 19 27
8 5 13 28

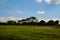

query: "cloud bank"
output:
0 17 60 24
36 0 42 3
45 0 60 4
36 0 60 4
0 16 25 22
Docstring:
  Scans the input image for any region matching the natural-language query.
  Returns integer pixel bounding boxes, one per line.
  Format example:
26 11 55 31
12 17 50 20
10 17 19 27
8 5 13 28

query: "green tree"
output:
47 20 54 25
7 20 16 25
39 20 46 25
29 17 37 22
18 20 22 24
54 20 59 25
18 19 27 25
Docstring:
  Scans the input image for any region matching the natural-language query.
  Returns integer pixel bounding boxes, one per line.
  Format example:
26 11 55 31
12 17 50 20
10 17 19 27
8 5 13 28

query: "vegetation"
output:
0 25 60 40
0 17 60 40
0 17 60 26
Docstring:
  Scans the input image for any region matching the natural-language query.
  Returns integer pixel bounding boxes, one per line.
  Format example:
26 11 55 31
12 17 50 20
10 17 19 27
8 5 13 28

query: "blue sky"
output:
0 0 60 22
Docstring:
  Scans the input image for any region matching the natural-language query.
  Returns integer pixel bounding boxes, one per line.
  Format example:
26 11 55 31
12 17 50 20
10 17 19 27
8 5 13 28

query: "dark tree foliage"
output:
28 17 38 25
54 20 59 25
0 17 60 26
39 20 46 25
18 20 22 24
0 22 6 25
19 17 38 25
28 17 37 22
47 20 55 25
18 19 27 25
0 22 2 25
7 20 16 25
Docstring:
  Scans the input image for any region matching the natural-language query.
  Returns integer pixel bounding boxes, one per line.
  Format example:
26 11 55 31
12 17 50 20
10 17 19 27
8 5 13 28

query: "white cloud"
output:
35 0 60 4
45 0 51 4
0 17 60 24
0 17 16 22
0 16 25 22
37 11 45 14
0 17 7 22
45 0 60 4
8 16 16 21
36 0 42 3
7 16 25 21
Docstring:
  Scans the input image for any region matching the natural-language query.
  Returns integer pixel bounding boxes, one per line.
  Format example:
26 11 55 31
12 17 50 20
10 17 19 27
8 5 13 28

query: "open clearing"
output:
0 25 60 40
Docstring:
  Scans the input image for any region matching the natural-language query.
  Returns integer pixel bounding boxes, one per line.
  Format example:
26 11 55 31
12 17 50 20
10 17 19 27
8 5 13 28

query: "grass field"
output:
0 25 60 40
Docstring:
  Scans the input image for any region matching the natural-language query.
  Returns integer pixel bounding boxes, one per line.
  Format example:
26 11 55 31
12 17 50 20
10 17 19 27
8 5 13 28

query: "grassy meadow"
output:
0 25 60 40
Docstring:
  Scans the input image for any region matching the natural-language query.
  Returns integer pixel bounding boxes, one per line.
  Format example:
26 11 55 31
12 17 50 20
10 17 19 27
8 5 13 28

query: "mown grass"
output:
0 25 60 40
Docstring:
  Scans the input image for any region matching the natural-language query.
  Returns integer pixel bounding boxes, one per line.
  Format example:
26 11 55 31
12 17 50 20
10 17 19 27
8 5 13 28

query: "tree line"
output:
0 17 59 26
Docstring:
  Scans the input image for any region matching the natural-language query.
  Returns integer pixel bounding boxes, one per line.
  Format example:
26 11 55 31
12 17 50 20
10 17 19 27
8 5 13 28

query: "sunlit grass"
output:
0 25 60 40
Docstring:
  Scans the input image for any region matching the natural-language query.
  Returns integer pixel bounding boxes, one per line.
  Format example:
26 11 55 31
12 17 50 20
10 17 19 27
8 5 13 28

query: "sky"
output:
0 0 60 22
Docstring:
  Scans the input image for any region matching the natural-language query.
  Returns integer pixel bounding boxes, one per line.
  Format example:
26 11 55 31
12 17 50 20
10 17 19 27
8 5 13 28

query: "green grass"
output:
0 25 60 40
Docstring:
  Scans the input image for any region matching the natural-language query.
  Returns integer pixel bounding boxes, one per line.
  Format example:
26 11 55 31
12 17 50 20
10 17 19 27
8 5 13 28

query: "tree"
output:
54 20 59 25
47 20 55 25
29 17 37 22
0 22 2 25
0 22 6 25
26 17 37 24
39 20 46 25
7 20 16 25
24 17 38 28
28 17 37 23
18 19 27 25
26 18 30 22
18 20 22 24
